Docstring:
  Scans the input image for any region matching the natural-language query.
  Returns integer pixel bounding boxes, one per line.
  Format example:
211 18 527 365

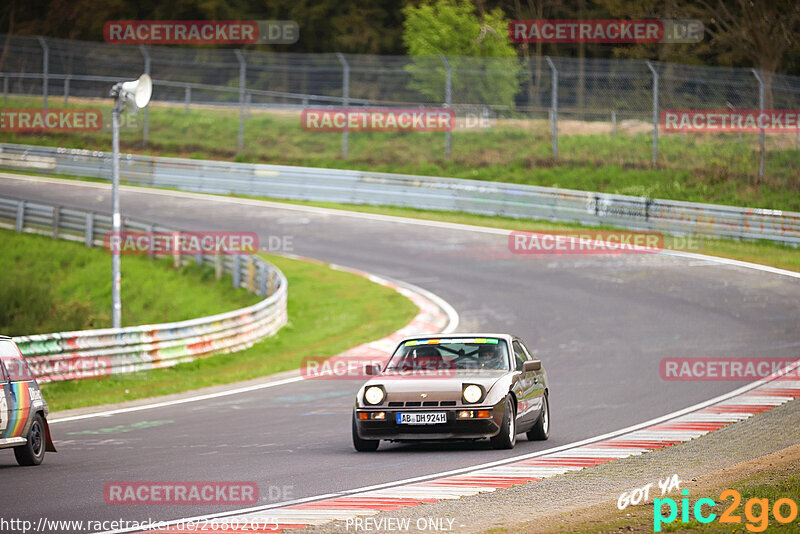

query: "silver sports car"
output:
352 333 549 451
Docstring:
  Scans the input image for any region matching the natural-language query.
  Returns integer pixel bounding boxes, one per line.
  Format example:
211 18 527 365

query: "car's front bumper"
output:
354 405 504 441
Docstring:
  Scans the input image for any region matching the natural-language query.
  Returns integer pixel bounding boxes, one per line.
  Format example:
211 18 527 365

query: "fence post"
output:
232 255 242 288
139 45 151 147
147 224 156 257
184 86 191 114
3 75 7 102
85 213 94 247
15 200 25 232
337 53 350 159
544 56 558 159
64 76 70 105
215 253 223 280
259 264 268 296
235 50 247 154
247 258 256 292
611 110 616 136
37 37 49 113
441 55 452 159
172 232 181 269
751 69 765 181
52 206 60 239
646 61 659 165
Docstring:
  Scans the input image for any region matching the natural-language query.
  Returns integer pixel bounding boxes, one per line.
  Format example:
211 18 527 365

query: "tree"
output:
402 0 521 108
686 0 800 107
596 0 800 103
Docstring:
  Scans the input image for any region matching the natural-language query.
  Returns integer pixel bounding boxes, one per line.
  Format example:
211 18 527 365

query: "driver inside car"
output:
477 345 504 369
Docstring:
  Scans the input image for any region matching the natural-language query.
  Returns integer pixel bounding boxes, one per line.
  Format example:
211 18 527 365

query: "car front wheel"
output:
14 412 46 466
352 412 379 452
490 396 516 450
527 393 550 441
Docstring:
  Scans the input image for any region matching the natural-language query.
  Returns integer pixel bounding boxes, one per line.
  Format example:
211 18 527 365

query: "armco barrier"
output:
0 195 288 383
0 143 797 245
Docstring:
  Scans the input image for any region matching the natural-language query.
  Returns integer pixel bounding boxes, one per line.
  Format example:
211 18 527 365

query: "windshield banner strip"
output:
404 338 499 346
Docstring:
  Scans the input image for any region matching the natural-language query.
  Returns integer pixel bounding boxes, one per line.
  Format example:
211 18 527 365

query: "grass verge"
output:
0 228 259 335
41 253 418 411
1 95 798 210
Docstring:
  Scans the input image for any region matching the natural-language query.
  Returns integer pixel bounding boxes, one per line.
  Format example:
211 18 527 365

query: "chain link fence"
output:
2 34 800 174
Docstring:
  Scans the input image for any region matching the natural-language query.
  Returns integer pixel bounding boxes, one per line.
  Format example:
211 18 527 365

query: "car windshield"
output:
385 338 510 372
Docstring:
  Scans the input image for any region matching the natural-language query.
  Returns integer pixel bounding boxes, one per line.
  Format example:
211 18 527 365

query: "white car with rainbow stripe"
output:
0 335 56 465
353 333 549 451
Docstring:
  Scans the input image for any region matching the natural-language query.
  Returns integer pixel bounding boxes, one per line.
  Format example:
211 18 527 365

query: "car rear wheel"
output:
526 393 550 441
490 396 516 450
14 412 46 466
352 412 379 452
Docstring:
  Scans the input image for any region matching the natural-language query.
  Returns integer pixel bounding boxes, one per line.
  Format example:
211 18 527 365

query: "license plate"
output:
396 412 447 425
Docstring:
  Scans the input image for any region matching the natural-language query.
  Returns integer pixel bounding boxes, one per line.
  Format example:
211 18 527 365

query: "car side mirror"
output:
364 363 381 376
523 360 541 372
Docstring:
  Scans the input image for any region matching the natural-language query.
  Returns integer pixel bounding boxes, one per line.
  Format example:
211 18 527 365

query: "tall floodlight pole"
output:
111 97 122 328
109 74 152 328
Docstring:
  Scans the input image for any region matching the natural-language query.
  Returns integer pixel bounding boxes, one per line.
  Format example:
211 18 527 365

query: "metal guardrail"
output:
0 194 288 383
0 143 798 245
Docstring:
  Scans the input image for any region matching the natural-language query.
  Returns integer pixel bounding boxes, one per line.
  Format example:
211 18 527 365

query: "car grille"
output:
385 400 458 407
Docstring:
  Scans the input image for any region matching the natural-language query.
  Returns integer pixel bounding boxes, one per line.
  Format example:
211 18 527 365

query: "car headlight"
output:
364 386 385 405
462 384 483 404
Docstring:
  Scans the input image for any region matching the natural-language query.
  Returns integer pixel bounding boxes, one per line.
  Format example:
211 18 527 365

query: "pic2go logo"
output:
654 489 799 532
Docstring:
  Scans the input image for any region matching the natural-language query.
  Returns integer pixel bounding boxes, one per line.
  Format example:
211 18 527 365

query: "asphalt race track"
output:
1 175 798 531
